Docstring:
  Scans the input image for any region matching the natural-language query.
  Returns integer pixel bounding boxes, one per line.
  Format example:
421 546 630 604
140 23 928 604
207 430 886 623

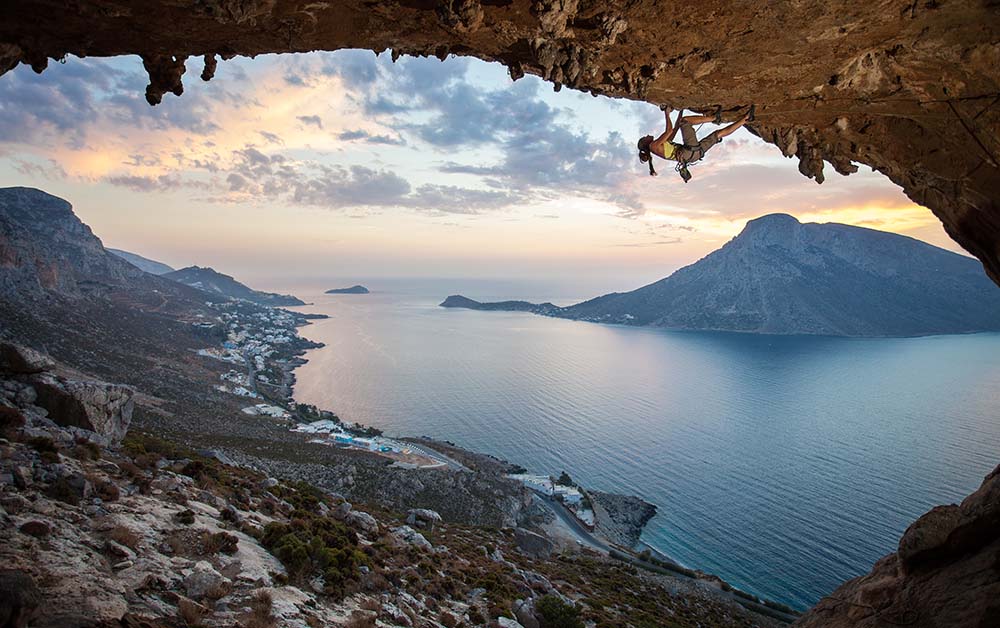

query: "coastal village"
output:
193 297 607 533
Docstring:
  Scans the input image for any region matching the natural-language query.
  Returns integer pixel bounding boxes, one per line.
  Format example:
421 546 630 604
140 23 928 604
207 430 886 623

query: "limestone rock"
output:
405 508 442 531
0 570 41 628
514 528 553 559
346 510 379 535
183 561 228 600
391 525 432 551
0 344 54 375
30 375 134 445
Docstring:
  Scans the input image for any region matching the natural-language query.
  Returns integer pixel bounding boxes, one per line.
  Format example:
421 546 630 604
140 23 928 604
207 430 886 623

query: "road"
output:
531 492 609 553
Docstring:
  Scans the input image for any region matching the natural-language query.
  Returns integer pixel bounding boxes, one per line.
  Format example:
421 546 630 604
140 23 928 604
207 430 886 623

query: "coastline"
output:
278 300 802 617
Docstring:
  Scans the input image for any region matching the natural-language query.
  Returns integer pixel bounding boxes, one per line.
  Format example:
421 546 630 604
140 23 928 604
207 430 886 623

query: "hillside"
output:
108 248 175 275
165 266 305 307
443 214 1000 337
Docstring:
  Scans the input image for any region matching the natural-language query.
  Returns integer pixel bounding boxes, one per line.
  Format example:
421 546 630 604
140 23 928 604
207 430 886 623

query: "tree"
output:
556 471 574 487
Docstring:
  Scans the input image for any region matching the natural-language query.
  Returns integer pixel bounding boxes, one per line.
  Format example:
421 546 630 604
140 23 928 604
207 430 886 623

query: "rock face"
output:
589 490 657 548
30 375 134 445
795 464 1000 627
0 2 998 285
0 342 133 446
0 187 214 309
164 266 304 307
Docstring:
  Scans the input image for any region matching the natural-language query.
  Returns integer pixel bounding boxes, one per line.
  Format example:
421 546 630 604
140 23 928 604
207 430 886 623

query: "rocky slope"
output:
1 1 998 286
444 214 1000 336
108 249 176 276
164 266 305 307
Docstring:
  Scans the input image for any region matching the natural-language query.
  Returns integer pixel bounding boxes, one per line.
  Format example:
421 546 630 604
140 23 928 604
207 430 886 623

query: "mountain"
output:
108 248 175 275
0 187 209 308
164 266 305 306
441 214 1000 337
326 285 370 294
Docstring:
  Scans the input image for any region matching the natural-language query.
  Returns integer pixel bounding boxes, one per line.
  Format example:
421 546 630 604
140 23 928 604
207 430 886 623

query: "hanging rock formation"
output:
0 1 998 283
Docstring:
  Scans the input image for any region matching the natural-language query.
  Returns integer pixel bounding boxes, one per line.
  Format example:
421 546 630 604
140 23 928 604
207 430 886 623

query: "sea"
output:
285 278 1000 611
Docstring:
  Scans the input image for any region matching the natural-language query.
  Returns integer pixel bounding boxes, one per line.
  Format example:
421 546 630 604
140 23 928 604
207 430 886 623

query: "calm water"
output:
289 280 1000 610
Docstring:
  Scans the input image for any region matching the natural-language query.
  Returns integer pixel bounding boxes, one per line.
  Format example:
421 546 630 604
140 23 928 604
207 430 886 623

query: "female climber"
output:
637 105 754 181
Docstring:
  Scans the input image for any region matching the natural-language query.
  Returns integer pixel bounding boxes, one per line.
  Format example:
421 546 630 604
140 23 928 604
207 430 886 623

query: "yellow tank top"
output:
659 142 676 160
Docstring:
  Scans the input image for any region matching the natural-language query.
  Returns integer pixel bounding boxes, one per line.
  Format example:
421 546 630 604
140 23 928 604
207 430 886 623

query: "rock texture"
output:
1 342 134 446
795 464 1000 627
0 2 998 284
590 490 657 548
444 214 1000 336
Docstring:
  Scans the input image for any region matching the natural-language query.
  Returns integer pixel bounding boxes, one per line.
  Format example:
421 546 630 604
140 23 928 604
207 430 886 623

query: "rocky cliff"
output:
1 1 998 285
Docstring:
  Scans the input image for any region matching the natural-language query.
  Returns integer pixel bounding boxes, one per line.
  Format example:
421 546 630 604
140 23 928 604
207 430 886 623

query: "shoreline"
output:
278 299 802 616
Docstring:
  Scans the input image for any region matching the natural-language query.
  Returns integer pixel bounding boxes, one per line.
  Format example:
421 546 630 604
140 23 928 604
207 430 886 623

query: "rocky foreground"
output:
0 342 778 628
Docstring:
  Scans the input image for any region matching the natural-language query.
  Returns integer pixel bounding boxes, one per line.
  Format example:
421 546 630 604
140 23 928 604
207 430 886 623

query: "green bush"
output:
261 515 366 597
536 595 584 628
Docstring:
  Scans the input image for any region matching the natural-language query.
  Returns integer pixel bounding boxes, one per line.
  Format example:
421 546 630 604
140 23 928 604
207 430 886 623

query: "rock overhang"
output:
1 0 998 283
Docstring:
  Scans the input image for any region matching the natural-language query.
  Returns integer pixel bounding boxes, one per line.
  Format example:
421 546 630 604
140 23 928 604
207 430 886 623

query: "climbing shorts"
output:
673 120 722 163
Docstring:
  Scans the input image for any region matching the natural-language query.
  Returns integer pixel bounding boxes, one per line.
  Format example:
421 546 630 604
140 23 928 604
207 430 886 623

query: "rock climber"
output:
638 105 754 181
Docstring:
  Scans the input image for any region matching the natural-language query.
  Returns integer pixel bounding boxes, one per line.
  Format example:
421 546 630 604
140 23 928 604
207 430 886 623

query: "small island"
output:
325 285 370 294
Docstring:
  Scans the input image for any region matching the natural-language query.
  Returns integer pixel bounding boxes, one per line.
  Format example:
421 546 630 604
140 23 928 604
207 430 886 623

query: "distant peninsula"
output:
440 214 1000 337
326 285 370 294
440 295 558 314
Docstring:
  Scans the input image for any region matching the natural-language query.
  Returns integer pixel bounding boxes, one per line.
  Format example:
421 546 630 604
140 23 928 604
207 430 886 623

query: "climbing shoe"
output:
748 104 756 122
714 107 723 124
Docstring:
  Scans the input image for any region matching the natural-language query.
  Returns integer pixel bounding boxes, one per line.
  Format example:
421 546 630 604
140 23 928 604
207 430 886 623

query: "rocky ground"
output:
588 491 657 549
1 342 782 628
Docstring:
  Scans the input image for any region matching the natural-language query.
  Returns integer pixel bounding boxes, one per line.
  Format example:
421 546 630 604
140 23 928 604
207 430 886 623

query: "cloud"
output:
105 173 183 192
297 114 323 129
338 129 406 146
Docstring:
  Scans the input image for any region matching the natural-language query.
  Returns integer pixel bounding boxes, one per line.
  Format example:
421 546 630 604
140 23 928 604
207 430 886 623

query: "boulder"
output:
0 569 41 628
346 510 379 535
18 521 50 538
30 375 133 445
514 528 553 559
391 525 432 551
0 343 54 375
184 561 228 600
406 508 442 531
512 598 539 628
496 617 524 628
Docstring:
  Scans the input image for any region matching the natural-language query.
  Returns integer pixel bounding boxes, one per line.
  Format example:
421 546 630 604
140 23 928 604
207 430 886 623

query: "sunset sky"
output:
0 50 961 294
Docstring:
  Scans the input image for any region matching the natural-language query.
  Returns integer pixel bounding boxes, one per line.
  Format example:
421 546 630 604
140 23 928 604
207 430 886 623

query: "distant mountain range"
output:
441 213 1000 337
164 266 305 307
108 248 175 275
326 285 370 294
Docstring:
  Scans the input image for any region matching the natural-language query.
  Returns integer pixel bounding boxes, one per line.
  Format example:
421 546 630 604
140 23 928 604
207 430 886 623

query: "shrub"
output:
201 531 239 555
536 595 584 628
73 438 101 460
260 515 366 597
244 589 275 628
178 598 209 627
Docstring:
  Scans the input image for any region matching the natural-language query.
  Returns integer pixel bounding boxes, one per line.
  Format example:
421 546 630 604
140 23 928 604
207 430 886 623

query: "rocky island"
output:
441 214 1000 337
325 285 370 295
